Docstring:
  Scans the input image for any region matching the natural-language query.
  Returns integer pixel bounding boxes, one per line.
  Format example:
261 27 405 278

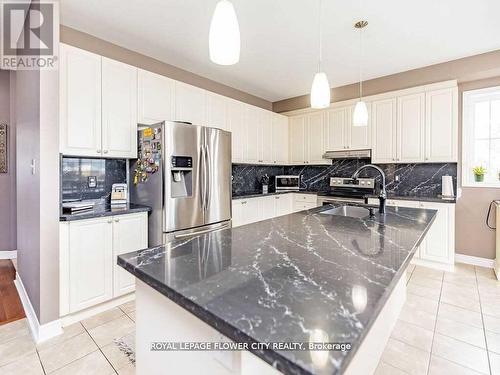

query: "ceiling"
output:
60 0 500 102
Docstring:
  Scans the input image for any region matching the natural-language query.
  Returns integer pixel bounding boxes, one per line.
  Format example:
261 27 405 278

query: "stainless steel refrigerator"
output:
130 121 232 247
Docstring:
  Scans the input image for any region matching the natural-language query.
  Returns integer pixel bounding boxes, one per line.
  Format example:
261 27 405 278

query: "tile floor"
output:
1 264 499 375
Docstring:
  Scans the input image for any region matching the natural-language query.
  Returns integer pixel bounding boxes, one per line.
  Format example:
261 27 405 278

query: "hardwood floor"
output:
0 260 25 325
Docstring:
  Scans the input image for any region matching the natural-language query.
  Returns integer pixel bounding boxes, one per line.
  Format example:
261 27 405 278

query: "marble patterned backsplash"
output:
232 161 457 198
61 157 127 202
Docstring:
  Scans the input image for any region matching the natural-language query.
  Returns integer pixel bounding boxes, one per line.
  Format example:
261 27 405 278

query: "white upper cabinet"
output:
307 112 327 164
272 113 289 164
245 105 261 163
289 115 307 164
207 92 230 131
325 107 347 151
425 87 458 162
261 111 274 164
347 104 371 150
137 69 175 125
227 99 245 163
102 58 138 158
60 44 102 157
174 81 207 125
397 93 425 162
371 98 397 163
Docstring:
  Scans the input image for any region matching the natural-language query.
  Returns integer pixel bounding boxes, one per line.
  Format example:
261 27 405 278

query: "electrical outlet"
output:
87 176 97 188
395 175 400 182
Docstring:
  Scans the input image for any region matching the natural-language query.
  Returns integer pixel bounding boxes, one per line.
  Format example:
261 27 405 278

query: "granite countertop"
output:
118 203 436 375
365 194 456 204
60 203 151 222
232 190 323 200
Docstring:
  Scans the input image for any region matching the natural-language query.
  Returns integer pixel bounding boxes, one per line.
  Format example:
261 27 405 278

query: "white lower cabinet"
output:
369 198 455 266
232 193 315 228
60 212 148 315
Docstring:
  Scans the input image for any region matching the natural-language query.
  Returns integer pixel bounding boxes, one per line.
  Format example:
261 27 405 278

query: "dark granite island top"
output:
60 203 151 222
118 204 437 375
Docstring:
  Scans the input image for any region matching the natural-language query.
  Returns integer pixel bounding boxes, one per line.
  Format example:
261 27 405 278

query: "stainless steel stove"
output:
317 177 376 205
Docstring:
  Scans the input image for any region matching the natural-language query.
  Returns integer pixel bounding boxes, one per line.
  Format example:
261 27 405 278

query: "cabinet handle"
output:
97 149 102 153
425 157 429 161
114 218 120 223
103 150 109 154
275 196 279 199
241 201 247 205
107 219 112 224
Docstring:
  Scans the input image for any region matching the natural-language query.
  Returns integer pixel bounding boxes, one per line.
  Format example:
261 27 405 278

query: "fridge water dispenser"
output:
170 156 193 198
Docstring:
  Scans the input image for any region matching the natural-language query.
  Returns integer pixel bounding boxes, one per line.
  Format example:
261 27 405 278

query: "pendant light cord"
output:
358 0 363 100
318 0 322 72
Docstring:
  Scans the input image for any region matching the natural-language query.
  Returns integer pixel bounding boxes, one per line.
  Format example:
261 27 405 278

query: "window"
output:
463 86 500 187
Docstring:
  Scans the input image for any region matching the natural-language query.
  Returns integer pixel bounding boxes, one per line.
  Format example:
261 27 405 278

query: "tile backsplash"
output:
232 161 457 198
61 157 127 202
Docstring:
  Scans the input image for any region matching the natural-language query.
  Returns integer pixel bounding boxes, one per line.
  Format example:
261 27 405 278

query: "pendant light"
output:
310 0 330 109
209 0 240 65
353 20 368 126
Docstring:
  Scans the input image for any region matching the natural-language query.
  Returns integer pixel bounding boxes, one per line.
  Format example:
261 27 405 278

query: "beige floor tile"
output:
117 363 135 375
88 315 135 347
432 333 489 374
398 305 436 331
428 355 484 375
381 338 430 375
50 350 115 375
441 283 479 301
442 278 479 294
454 263 476 276
438 303 483 329
478 277 500 292
119 301 135 314
486 330 500 354
374 361 409 375
127 311 135 322
476 266 496 280
407 283 441 301
405 293 439 315
37 323 85 351
390 320 433 352
435 317 486 349
0 319 30 343
0 333 36 367
443 272 476 288
0 352 44 375
440 290 481 312
101 342 133 371
484 314 500 334
408 274 442 290
82 308 124 330
39 332 97 374
481 299 500 319
412 266 443 281
490 351 500 375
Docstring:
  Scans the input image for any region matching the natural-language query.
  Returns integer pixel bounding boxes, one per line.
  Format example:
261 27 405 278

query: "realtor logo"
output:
0 1 58 69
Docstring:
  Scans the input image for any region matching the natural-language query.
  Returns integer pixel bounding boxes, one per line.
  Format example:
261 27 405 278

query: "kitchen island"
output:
118 203 436 375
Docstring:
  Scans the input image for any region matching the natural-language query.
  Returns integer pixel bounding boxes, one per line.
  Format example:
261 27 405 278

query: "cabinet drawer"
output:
293 201 317 212
293 194 317 204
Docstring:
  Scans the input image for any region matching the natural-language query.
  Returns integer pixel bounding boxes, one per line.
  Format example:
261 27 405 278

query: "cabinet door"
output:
231 200 244 228
397 93 425 163
261 111 274 164
272 114 289 164
347 103 372 150
243 198 262 225
275 194 292 216
227 100 245 162
137 69 175 125
59 44 102 157
69 218 113 312
425 88 458 162
245 106 261 163
112 213 148 297
371 98 397 163
207 92 229 131
102 58 138 158
289 115 307 164
260 196 276 220
326 107 347 151
419 202 454 265
307 112 327 164
174 81 207 125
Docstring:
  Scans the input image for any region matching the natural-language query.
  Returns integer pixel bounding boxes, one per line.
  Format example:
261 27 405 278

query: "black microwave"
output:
275 175 300 191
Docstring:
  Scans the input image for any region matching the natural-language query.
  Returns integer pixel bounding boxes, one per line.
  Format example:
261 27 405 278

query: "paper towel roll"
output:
442 175 454 198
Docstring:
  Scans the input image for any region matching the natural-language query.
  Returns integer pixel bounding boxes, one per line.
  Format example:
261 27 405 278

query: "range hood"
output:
323 149 371 159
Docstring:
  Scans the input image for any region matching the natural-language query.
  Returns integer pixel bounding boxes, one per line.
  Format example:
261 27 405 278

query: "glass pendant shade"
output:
209 0 240 65
353 100 368 127
310 72 331 109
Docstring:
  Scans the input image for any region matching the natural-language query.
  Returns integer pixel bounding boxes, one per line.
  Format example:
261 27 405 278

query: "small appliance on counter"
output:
261 174 270 194
276 175 300 191
441 175 455 200
62 200 95 214
111 183 128 207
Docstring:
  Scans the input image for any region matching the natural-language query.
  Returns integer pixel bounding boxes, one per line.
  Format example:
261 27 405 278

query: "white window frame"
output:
462 86 500 188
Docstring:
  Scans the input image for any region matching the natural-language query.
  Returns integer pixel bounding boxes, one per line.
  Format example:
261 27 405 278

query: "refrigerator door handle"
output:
204 143 211 211
199 145 206 211
173 222 230 239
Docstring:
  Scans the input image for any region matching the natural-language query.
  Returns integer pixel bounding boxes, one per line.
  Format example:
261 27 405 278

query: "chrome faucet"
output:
352 164 387 214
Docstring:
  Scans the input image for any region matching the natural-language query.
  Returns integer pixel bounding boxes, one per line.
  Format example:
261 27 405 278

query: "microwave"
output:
275 175 301 191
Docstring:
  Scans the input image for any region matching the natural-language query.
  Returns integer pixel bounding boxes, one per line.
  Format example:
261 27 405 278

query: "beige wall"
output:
60 25 272 111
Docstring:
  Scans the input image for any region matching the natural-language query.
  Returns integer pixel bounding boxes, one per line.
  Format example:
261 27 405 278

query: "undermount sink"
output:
320 205 373 219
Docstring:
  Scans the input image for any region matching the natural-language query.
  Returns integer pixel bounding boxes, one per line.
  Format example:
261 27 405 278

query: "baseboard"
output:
455 254 494 268
0 250 17 259
14 272 63 343
60 292 135 327
410 258 455 272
